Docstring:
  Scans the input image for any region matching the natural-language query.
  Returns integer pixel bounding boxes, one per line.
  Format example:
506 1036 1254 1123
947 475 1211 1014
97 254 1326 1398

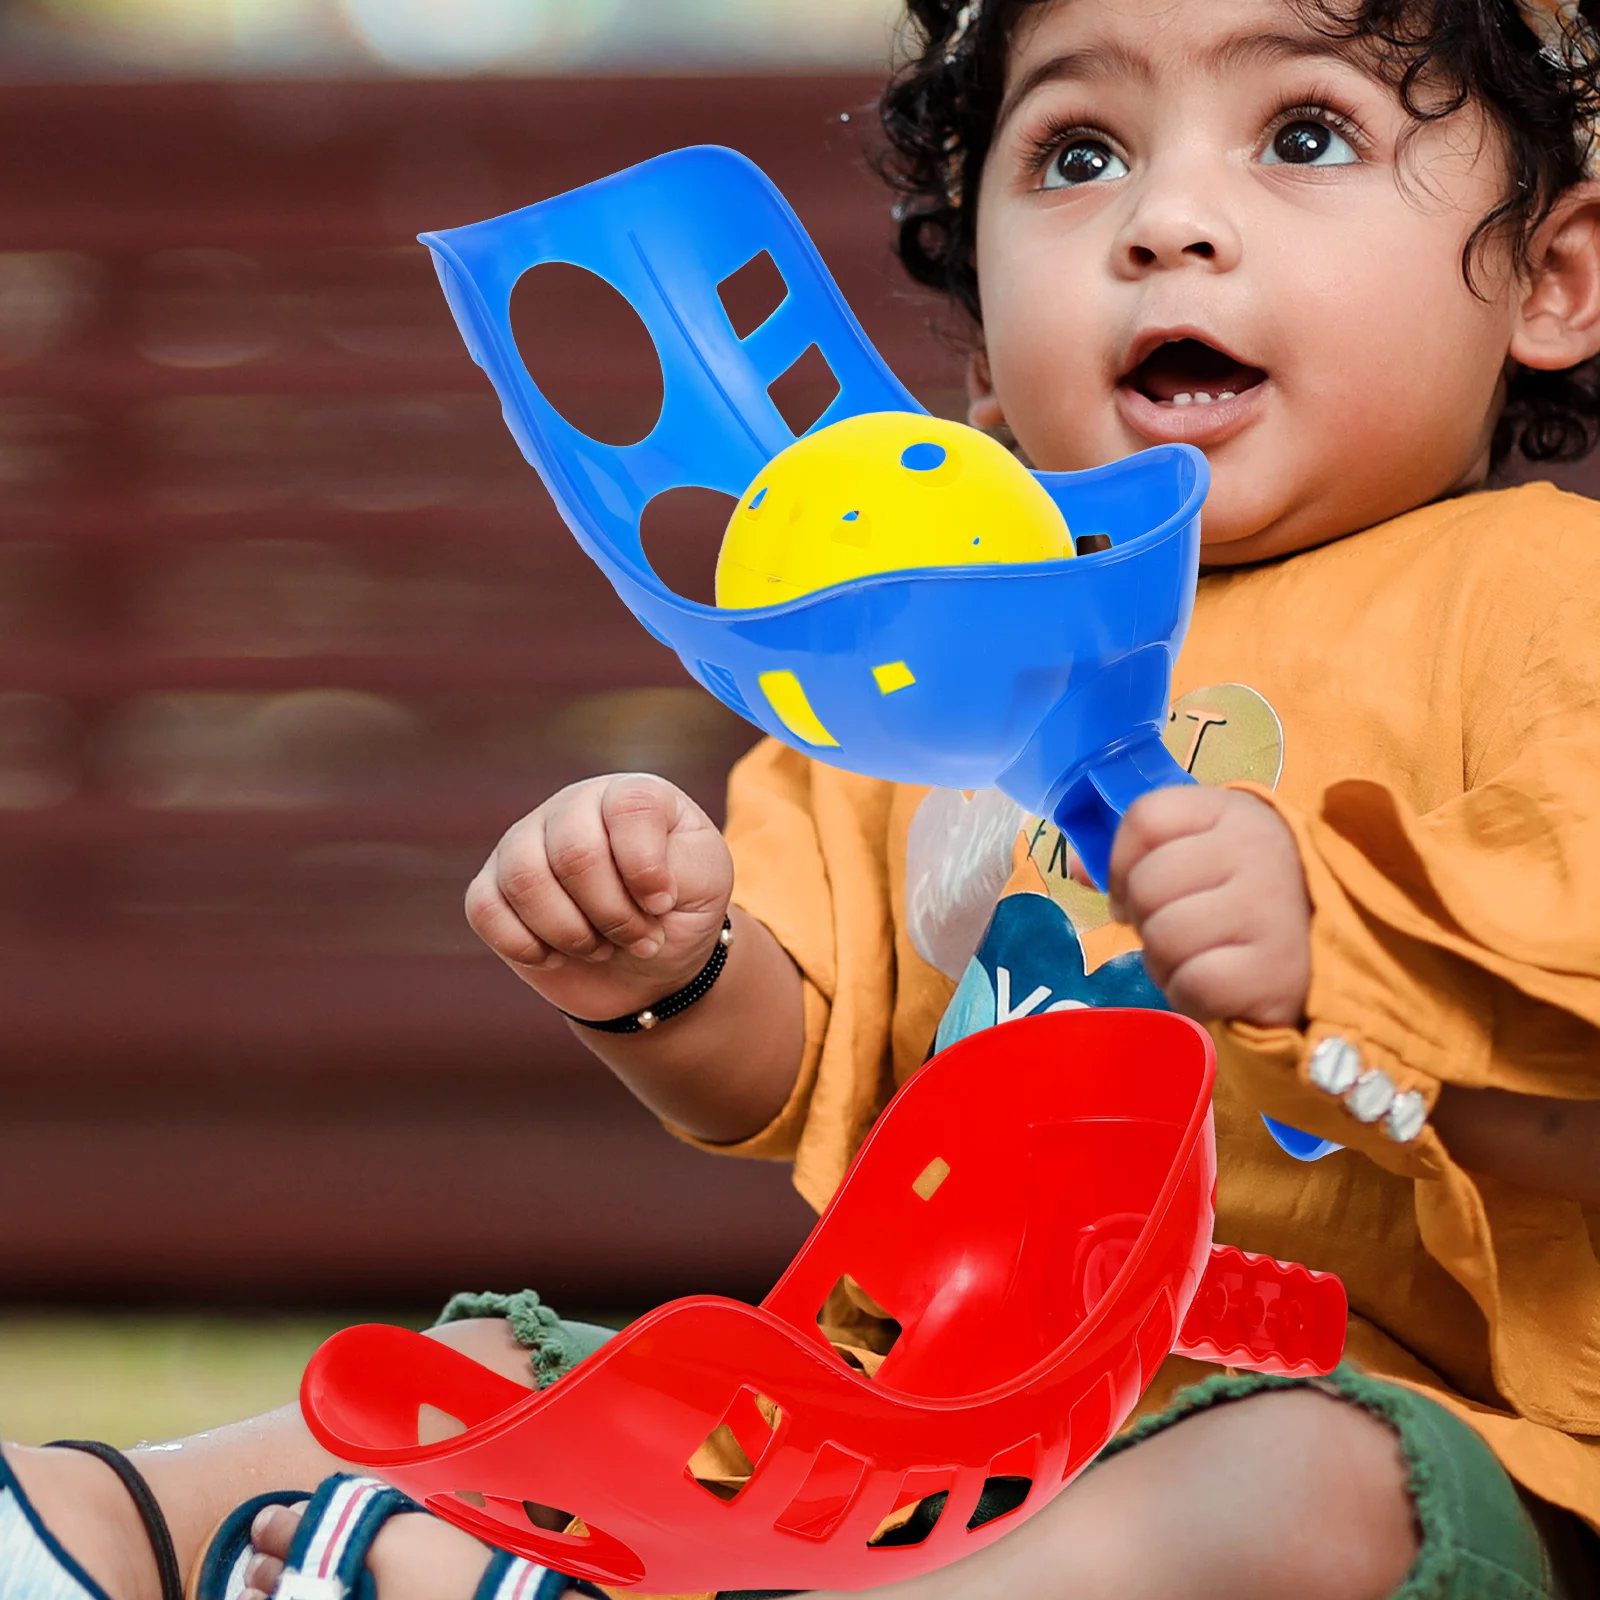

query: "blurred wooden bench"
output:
0 77 962 1307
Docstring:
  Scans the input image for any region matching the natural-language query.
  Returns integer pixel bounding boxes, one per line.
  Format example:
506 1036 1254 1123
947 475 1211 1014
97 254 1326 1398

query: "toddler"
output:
8 0 1600 1597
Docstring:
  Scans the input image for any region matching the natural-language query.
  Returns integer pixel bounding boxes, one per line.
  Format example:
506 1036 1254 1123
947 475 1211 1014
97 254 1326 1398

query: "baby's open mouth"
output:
1126 338 1268 407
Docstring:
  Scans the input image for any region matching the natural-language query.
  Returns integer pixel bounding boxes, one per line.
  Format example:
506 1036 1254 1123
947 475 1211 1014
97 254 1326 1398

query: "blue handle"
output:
1050 734 1196 892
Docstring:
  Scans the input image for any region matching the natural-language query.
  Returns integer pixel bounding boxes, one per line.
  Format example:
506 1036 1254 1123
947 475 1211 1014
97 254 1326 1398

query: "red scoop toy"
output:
300 1009 1345 1593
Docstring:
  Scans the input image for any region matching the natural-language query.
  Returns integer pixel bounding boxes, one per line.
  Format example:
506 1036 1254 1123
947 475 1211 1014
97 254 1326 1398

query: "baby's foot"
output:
2 1442 168 1600
241 1499 495 1600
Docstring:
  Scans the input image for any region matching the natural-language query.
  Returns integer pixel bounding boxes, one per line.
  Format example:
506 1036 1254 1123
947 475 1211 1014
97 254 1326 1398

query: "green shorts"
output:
442 1293 1600 1600
1101 1365 1600 1600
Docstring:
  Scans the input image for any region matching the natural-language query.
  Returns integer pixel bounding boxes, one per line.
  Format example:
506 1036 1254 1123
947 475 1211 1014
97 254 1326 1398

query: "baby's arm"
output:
1108 785 1600 1207
1430 1087 1600 1208
465 773 805 1144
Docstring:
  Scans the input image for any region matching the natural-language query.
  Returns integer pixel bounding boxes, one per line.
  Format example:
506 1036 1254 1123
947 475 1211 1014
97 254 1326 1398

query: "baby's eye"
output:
1260 120 1358 167
1042 138 1130 189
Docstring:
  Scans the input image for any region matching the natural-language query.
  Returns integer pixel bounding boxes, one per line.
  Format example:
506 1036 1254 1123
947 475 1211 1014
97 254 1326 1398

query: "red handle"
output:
1174 1245 1346 1377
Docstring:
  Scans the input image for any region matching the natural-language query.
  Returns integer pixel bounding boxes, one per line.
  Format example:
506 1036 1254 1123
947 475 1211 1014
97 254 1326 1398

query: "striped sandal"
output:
189 1474 605 1600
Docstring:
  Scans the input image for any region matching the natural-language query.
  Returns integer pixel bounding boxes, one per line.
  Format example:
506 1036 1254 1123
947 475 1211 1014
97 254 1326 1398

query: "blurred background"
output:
4 0 1593 1449
0 0 904 76
0 0 976 1444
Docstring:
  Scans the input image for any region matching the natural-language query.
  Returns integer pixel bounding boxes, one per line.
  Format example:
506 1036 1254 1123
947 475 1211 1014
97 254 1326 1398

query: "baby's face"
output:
974 0 1521 561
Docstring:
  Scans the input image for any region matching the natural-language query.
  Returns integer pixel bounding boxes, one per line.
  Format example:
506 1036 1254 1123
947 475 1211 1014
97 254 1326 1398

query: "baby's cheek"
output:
978 274 1122 467
994 353 1114 472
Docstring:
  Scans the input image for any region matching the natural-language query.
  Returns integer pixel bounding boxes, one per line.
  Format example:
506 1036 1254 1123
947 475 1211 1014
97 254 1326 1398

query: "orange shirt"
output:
704 482 1600 1528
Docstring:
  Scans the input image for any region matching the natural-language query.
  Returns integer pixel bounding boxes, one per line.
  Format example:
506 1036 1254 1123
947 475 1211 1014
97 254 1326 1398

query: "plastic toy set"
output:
297 147 1351 1591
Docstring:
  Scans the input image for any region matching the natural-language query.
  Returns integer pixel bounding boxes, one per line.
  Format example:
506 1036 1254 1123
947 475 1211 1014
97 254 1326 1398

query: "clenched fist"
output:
1107 786 1310 1028
465 773 733 1024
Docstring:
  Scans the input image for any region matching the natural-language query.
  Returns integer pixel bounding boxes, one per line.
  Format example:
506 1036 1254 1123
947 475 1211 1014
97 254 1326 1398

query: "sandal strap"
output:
474 1551 608 1600
275 1475 417 1600
199 1473 605 1600
45 1441 182 1600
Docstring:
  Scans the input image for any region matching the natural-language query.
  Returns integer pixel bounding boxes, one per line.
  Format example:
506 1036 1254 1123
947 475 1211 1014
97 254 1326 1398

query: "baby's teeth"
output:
1219 390 1237 400
1193 391 1213 404
1172 393 1193 406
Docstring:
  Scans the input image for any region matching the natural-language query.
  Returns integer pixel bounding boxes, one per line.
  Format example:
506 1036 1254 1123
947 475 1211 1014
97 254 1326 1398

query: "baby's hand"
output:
465 774 734 1023
1107 787 1310 1028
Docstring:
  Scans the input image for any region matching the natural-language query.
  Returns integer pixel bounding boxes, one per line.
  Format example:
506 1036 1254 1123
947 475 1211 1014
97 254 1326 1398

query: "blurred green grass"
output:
0 1311 432 1447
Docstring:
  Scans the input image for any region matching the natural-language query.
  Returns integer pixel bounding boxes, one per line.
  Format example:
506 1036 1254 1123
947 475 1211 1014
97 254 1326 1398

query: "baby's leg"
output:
811 1367 1591 1600
2 1315 540 1600
820 1383 1418 1600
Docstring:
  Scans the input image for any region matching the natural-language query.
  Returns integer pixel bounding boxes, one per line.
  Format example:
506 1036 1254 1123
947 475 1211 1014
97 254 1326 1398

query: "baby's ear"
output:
1512 182 1600 370
966 345 1007 430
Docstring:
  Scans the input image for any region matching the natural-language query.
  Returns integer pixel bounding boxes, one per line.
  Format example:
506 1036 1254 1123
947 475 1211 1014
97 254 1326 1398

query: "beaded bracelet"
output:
562 917 734 1035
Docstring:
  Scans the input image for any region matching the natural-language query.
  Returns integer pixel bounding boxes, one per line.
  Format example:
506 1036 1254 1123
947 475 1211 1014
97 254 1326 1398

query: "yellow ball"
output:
714 412 1072 609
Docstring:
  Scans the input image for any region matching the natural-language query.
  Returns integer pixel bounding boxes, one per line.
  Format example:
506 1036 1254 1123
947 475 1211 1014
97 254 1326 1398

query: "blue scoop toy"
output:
420 144 1336 1163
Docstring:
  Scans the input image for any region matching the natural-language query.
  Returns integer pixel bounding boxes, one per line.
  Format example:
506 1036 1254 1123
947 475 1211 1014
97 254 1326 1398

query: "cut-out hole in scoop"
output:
524 1499 577 1531
427 1494 642 1588
868 1469 953 1547
862 1470 1033 1546
510 262 664 447
974 1437 1038 1531
418 1404 467 1445
768 343 841 437
869 1467 1033 1546
774 1441 867 1540
967 1475 1033 1530
640 485 735 605
817 1274 902 1379
718 250 788 339
687 1387 783 1503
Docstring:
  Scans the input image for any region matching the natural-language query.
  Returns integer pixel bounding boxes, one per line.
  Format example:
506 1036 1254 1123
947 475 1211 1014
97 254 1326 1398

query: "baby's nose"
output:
1113 166 1242 277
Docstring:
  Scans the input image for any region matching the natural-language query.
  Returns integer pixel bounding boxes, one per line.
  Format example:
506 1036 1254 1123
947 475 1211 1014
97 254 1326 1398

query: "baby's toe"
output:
250 1500 309 1561
241 1550 285 1595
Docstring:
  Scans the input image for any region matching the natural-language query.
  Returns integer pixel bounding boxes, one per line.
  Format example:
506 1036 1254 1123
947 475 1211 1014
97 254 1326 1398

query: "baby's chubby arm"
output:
1109 788 1600 1207
465 773 806 1144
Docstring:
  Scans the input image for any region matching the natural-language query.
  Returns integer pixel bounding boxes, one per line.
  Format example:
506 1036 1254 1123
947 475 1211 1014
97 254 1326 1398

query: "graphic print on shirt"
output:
932 891 1165 1053
923 684 1285 1054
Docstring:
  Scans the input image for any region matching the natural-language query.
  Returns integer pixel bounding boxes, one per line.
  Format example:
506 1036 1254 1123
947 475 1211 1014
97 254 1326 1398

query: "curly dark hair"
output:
879 0 1600 467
